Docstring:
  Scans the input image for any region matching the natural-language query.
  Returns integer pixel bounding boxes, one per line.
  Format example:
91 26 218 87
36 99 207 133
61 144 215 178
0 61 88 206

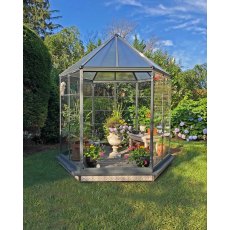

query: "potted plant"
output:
138 106 150 133
104 105 131 158
128 145 150 167
83 144 105 167
147 116 161 136
62 102 91 161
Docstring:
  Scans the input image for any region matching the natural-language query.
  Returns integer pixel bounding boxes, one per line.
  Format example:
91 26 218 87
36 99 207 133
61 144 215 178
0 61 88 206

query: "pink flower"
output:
124 154 129 159
128 146 136 151
99 152 105 158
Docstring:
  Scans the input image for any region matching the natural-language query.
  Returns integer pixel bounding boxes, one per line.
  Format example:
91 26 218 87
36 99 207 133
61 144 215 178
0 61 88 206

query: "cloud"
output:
105 0 142 7
105 0 207 35
171 19 200 29
161 40 174 46
177 0 207 13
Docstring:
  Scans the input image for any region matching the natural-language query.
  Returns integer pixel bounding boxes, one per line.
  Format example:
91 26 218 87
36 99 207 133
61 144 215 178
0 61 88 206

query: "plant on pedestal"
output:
104 104 131 158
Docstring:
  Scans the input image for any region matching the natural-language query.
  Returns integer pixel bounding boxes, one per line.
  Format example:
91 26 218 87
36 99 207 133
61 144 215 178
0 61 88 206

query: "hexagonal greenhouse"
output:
57 34 174 182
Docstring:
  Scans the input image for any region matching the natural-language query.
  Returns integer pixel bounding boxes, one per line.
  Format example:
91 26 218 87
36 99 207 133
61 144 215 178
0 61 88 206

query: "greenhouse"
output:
57 34 174 182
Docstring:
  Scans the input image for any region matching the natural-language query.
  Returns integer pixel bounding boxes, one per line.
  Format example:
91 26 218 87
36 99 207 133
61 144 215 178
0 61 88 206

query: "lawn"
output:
24 140 207 230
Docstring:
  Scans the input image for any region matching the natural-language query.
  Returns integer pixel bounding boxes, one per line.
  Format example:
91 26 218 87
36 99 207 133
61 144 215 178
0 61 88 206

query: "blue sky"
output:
49 0 207 70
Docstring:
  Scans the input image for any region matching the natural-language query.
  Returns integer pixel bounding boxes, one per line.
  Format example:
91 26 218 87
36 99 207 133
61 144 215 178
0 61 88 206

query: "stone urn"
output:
107 132 122 158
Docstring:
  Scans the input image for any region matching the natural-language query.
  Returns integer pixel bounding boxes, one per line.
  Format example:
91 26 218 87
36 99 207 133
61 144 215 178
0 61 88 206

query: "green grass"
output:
24 140 207 230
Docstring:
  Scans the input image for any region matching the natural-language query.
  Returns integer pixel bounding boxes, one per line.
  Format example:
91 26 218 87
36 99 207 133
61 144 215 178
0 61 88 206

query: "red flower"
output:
154 74 161 81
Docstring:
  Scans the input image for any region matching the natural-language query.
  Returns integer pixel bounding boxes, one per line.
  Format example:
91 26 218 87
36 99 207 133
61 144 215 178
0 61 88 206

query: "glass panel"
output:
84 72 96 81
60 76 68 96
83 82 92 96
117 37 150 67
116 72 136 81
153 76 172 163
94 83 114 96
135 72 151 81
94 72 115 81
85 39 116 67
70 76 78 95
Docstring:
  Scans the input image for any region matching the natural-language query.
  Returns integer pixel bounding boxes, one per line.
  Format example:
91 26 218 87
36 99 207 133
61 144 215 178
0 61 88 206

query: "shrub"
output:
171 96 207 140
23 25 52 136
40 68 59 143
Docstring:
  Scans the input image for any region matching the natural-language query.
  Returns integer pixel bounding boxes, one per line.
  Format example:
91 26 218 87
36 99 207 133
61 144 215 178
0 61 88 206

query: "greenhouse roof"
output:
60 34 169 79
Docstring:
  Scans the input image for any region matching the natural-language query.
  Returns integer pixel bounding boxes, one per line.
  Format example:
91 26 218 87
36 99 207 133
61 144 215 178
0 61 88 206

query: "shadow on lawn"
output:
23 149 71 188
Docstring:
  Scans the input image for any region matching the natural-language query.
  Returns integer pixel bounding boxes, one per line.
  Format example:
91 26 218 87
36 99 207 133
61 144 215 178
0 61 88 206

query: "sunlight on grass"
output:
24 141 207 229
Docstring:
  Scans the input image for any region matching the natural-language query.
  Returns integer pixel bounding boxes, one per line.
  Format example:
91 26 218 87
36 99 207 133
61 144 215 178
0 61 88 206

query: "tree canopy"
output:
23 0 62 38
44 27 84 72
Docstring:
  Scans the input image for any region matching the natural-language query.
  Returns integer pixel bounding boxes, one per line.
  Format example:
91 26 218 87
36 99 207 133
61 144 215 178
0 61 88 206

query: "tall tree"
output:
85 38 102 55
23 0 61 38
42 27 84 143
132 34 146 53
106 19 136 38
44 27 84 72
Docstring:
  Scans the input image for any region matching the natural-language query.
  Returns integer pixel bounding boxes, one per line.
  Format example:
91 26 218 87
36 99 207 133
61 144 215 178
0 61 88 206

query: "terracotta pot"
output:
71 139 89 161
147 128 158 136
156 143 167 157
71 141 80 161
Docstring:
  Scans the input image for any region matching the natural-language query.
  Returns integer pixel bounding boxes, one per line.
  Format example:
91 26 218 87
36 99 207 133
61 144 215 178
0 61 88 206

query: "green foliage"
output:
62 102 92 141
148 50 207 108
172 96 207 139
23 25 52 135
85 38 102 55
179 64 207 101
129 146 150 166
83 144 104 160
138 106 150 126
103 104 126 136
40 68 59 143
23 0 62 38
150 50 183 108
44 27 84 72
62 102 80 140
132 34 146 53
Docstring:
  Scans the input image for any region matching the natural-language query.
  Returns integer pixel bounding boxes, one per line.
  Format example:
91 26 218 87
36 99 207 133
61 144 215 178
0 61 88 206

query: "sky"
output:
49 0 207 70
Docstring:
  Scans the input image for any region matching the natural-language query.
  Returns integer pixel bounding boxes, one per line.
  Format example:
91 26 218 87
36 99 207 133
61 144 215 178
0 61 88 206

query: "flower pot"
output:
156 143 167 157
71 139 89 161
85 157 97 168
71 141 80 161
147 128 158 136
136 156 150 167
107 133 122 158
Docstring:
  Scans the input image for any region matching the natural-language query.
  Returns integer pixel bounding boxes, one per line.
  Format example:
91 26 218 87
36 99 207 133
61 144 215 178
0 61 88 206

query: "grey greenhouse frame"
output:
57 34 174 182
